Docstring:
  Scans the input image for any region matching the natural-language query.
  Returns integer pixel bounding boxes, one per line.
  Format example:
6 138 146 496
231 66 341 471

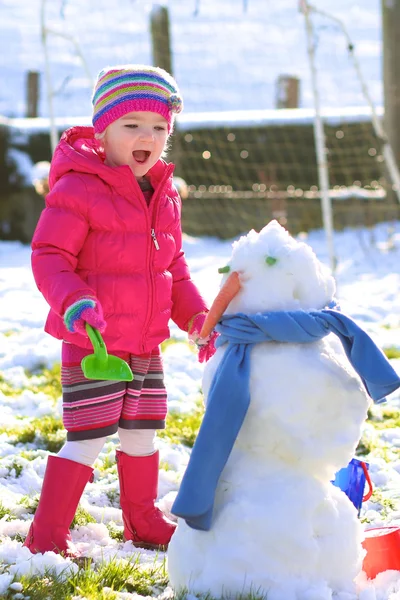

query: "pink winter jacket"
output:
31 126 208 354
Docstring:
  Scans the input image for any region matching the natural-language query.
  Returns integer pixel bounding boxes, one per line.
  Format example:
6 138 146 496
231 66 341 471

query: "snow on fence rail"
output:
0 108 398 241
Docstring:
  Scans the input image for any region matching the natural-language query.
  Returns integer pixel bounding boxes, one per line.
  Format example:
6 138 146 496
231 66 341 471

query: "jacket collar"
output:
49 126 175 195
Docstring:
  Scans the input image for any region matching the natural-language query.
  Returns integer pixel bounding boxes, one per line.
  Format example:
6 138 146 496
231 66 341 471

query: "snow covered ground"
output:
0 2 399 596
0 221 399 598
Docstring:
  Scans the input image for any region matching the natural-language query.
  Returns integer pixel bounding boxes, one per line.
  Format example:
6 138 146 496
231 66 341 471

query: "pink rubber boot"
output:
23 455 93 555
117 450 176 550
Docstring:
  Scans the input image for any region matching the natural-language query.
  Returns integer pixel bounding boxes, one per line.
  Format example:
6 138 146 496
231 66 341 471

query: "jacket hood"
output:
49 126 172 191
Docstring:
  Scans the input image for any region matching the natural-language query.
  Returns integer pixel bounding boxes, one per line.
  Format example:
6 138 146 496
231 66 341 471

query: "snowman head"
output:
201 221 335 337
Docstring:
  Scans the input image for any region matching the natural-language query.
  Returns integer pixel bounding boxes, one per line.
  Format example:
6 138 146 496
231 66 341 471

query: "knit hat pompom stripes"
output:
92 65 183 134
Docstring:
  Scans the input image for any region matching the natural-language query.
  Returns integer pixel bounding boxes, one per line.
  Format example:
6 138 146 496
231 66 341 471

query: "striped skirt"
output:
61 342 167 441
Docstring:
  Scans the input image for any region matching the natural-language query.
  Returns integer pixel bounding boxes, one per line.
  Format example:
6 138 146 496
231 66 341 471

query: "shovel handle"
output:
85 323 108 360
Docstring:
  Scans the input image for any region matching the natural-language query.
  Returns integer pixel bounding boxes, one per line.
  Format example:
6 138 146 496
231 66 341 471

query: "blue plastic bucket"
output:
332 458 373 515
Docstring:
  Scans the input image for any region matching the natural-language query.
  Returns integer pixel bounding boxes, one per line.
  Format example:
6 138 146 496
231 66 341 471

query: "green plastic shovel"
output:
81 324 134 382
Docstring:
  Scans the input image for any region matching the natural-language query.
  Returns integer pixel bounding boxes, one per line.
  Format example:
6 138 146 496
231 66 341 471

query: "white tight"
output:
58 428 156 466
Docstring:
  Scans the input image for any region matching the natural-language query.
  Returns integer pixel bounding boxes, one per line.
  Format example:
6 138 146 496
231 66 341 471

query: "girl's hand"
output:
197 334 218 363
64 298 106 335
188 312 218 363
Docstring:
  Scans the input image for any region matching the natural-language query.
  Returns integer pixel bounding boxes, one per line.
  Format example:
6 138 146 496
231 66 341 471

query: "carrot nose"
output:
200 271 241 338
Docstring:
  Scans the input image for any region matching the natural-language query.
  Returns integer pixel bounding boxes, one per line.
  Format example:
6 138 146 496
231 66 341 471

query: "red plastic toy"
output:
362 526 400 579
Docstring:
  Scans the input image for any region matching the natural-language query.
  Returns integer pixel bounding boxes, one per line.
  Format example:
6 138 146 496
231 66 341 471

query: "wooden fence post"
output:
275 75 300 109
150 5 173 75
26 70 40 118
150 5 182 177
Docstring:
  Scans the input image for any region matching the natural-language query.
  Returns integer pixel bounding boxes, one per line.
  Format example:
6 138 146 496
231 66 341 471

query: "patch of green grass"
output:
106 521 124 542
370 489 384 505
158 398 204 448
7 459 24 478
174 587 268 600
367 408 400 430
5 569 79 600
25 363 62 400
71 506 97 528
369 490 397 519
382 497 397 511
18 449 41 461
2 329 18 337
0 364 61 399
97 452 117 473
357 407 400 459
356 433 396 463
0 501 16 521
5 556 168 600
159 460 173 471
366 407 374 420
105 488 120 506
18 494 39 514
356 434 379 456
98 557 168 596
0 375 18 396
0 415 65 452
161 336 186 352
383 346 400 360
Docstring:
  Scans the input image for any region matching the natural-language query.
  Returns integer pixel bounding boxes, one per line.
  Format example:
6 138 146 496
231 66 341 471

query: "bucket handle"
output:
361 461 373 502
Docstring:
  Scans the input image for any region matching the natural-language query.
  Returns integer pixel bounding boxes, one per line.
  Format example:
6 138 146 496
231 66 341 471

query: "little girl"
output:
24 65 216 555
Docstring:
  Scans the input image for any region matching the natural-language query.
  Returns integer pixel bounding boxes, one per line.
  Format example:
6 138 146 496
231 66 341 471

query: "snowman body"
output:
168 222 371 599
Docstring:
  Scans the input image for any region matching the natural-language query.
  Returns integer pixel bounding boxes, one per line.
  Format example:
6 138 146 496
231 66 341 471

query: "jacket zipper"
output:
140 164 174 352
151 229 160 250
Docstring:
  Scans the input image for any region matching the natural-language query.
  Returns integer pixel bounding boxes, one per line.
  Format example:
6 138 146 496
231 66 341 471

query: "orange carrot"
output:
200 271 241 338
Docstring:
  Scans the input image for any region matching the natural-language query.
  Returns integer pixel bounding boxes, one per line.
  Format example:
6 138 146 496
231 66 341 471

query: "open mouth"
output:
132 150 151 164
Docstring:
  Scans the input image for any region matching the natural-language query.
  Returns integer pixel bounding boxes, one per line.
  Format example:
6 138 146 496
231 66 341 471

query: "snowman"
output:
168 221 400 600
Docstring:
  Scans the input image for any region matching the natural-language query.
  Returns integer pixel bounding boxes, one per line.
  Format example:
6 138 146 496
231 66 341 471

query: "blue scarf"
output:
172 309 400 531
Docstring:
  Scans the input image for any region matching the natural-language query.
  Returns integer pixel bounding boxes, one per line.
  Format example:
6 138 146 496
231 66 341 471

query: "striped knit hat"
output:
92 64 183 134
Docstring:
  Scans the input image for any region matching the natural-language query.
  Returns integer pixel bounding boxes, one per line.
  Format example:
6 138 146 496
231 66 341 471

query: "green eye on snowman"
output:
218 265 231 274
265 256 278 266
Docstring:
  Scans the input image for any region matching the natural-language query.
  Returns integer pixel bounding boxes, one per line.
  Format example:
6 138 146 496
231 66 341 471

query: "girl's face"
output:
103 111 169 178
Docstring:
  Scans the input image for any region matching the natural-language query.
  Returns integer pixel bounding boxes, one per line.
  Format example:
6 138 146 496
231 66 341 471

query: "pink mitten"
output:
197 332 218 363
64 298 106 335
188 312 218 363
